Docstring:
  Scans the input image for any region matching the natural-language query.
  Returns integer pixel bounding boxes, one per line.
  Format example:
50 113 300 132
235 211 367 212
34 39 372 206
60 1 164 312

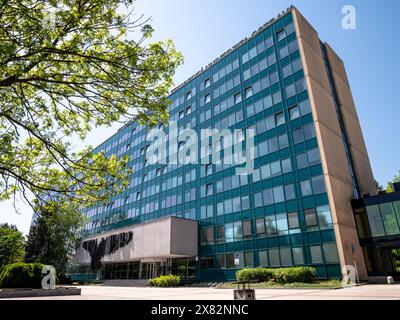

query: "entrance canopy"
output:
76 216 198 265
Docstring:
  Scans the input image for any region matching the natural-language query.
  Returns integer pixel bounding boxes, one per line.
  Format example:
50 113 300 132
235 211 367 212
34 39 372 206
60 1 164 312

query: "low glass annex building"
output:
69 6 379 282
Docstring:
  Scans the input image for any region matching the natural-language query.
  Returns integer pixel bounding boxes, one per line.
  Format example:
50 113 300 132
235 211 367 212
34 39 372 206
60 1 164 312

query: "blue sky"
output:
2 0 399 235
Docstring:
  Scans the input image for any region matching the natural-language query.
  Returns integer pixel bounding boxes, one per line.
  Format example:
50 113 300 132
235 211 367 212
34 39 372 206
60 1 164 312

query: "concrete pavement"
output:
3 284 400 300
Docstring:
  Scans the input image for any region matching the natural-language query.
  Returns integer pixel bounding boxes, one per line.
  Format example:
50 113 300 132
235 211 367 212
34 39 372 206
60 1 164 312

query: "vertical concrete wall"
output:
292 8 373 280
75 217 198 265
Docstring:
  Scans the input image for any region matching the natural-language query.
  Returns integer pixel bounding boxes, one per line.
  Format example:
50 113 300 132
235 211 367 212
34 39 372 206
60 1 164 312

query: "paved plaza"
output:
4 284 400 300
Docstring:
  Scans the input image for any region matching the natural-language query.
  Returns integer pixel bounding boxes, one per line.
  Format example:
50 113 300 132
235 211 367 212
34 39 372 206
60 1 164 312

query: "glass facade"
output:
353 191 400 278
79 11 341 280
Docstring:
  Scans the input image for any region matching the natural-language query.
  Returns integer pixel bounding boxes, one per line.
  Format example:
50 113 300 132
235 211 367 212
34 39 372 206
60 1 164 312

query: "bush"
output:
148 274 181 287
273 267 316 284
0 262 45 288
235 266 316 284
236 267 274 282
57 273 73 285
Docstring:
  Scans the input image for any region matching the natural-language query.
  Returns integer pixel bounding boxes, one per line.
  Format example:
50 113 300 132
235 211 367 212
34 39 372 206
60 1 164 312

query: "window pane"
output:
307 148 320 165
280 247 292 266
293 128 304 144
299 99 311 115
311 175 326 194
269 248 280 267
268 137 279 153
304 123 316 140
273 186 285 203
379 203 400 235
234 221 243 241
278 134 289 149
226 253 234 268
288 211 300 229
275 112 285 126
301 180 313 196
265 215 277 237
296 153 308 169
285 84 296 98
254 192 263 207
276 213 288 235
225 223 234 242
270 161 281 176
244 252 254 267
285 184 296 200
281 158 292 173
310 245 323 264
241 195 250 210
305 208 318 227
258 251 268 266
292 247 304 265
261 164 271 179
317 205 333 226
263 188 274 205
256 218 265 234
289 105 300 120
323 243 339 263
366 205 385 236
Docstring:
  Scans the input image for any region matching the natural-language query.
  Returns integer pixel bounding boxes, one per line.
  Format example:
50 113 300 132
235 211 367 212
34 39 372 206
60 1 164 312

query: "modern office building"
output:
70 6 382 282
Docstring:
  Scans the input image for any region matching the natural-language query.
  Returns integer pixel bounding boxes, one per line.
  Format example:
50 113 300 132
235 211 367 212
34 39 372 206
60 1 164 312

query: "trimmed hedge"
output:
0 262 45 288
236 266 316 284
236 267 274 282
273 267 316 284
148 274 181 287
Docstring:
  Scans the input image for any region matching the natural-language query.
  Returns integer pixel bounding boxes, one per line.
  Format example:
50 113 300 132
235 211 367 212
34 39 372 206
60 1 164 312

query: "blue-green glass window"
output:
280 247 292 266
263 188 274 205
311 175 326 194
305 208 318 227
258 251 268 266
281 158 292 173
268 248 280 267
254 192 263 207
310 245 323 264
292 247 304 265
322 243 339 264
301 180 312 196
241 195 250 210
296 153 308 169
275 112 285 126
233 221 243 241
285 184 296 200
379 203 400 235
276 213 288 235
307 148 320 165
317 205 333 227
289 105 300 120
288 211 300 229
225 223 234 242
266 215 277 237
293 128 304 144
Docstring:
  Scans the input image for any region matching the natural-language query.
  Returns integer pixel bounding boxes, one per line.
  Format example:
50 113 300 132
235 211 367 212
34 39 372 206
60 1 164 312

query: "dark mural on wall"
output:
82 231 133 271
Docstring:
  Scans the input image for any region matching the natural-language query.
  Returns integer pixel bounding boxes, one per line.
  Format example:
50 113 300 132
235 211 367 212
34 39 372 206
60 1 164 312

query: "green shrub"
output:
0 262 45 288
235 266 316 284
148 274 181 287
236 267 274 282
273 267 316 284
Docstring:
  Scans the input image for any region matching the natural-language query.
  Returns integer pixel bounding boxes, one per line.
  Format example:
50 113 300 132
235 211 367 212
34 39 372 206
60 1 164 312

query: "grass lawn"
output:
218 279 342 289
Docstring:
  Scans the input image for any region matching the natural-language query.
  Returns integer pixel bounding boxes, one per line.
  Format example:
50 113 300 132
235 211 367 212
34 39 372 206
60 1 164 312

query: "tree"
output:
25 201 87 274
0 223 25 269
386 171 400 192
0 0 183 209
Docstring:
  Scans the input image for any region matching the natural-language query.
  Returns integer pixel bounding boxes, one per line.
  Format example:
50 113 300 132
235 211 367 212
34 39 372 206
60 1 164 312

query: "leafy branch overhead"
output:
0 0 183 208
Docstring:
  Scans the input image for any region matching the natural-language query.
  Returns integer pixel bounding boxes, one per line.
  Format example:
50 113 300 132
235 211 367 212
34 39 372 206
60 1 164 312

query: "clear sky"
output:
2 0 399 235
